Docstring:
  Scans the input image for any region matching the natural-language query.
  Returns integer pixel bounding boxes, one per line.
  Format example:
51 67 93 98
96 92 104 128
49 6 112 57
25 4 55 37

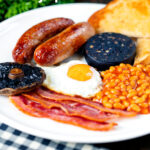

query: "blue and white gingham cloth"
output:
0 121 109 150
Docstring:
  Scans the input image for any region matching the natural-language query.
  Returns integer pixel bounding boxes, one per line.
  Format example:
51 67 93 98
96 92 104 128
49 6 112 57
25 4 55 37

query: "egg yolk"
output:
67 64 93 81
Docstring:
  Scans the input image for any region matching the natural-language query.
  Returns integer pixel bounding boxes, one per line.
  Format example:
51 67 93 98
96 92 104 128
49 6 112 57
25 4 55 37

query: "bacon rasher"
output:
10 95 116 131
36 87 136 117
22 92 118 122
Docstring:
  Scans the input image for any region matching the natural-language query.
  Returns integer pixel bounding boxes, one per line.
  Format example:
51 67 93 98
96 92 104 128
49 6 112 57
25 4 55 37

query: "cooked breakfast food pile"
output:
88 0 150 65
1 0 150 131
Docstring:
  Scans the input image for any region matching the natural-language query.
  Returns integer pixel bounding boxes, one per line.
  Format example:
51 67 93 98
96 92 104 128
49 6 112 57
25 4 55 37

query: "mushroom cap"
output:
0 62 46 96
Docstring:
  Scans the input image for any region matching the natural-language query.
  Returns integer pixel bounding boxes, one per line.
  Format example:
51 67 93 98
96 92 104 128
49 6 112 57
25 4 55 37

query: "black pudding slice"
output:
84 32 136 71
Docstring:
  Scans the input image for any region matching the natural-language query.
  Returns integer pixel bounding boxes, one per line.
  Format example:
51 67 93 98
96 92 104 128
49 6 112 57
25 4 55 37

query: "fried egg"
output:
41 60 102 98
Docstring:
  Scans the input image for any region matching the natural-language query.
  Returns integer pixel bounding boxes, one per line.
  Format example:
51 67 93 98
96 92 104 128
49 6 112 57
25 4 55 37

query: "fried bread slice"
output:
134 38 150 65
88 0 150 38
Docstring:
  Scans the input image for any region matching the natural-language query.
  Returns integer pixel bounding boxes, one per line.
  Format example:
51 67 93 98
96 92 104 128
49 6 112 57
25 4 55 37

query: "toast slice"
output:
88 0 150 38
134 38 150 65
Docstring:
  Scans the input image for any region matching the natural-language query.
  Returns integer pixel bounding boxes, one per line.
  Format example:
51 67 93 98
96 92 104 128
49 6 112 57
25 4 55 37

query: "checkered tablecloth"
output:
0 122 110 150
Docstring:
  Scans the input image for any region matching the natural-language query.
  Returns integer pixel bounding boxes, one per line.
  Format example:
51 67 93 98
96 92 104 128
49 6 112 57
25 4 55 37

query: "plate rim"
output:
1 112 150 144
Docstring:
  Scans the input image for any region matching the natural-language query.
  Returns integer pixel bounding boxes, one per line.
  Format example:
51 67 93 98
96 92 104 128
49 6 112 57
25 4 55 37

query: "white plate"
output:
0 3 150 144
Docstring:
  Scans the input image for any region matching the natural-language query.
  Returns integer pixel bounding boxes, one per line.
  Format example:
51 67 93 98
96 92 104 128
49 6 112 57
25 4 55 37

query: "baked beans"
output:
95 63 150 114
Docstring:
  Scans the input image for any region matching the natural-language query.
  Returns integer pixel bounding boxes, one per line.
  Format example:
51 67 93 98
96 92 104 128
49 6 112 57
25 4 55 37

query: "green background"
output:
0 0 75 22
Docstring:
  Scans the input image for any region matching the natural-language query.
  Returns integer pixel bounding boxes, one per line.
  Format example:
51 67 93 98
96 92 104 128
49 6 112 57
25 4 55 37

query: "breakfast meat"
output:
0 62 45 96
10 95 116 131
34 22 95 66
13 18 74 64
40 60 102 98
88 0 150 38
84 33 136 70
22 92 118 122
36 87 136 117
9 85 137 130
134 38 150 65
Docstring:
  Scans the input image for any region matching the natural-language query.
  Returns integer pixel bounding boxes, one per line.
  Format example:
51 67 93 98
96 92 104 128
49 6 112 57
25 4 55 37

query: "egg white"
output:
40 60 102 98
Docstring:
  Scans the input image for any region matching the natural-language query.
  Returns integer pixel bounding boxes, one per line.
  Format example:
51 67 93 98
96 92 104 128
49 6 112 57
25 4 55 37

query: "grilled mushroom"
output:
0 62 45 96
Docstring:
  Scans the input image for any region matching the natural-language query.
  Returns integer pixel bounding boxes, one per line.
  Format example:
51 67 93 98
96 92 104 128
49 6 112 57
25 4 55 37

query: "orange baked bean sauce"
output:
94 63 150 114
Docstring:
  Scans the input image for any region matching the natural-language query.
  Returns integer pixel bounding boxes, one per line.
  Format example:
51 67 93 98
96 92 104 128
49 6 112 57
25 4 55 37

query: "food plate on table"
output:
0 3 150 144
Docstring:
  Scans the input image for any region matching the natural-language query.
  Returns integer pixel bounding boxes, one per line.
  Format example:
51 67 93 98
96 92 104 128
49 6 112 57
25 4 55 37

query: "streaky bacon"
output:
10 95 42 117
22 92 117 122
10 95 116 131
36 87 136 117
22 92 68 113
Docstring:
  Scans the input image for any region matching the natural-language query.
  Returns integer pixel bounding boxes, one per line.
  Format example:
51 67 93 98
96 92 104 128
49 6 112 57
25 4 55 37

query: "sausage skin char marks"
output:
12 18 75 64
34 22 95 66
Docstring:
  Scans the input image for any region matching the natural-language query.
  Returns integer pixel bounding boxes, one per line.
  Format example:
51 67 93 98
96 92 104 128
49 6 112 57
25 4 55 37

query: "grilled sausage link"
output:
12 18 74 64
34 22 95 66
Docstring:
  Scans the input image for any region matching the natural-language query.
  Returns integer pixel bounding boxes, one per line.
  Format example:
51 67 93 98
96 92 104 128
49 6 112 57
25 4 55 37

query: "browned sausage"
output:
34 22 95 66
12 18 74 64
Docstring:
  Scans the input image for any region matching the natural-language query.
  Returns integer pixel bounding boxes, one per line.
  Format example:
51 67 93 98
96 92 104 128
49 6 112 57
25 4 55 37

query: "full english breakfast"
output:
1 0 150 131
